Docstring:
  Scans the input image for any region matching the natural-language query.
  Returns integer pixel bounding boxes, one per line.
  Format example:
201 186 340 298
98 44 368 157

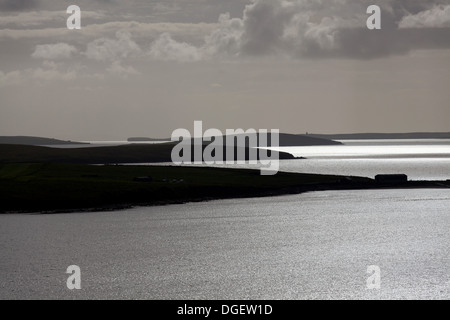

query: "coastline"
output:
15 182 450 215
1 163 449 214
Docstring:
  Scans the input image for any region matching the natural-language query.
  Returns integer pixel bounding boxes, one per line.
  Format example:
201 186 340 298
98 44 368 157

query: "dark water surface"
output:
0 189 448 299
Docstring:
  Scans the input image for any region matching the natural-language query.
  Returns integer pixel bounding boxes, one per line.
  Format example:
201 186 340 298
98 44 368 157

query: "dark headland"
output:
0 163 448 214
128 137 170 142
0 133 342 163
0 143 298 164
0 136 89 146
0 133 448 213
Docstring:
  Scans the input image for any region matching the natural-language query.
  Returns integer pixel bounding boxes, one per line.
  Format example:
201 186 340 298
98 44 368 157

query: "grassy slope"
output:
0 163 371 213
0 143 296 164
0 144 176 164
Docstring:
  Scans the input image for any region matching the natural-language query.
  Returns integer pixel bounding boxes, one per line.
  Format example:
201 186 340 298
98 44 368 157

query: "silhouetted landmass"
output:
182 133 342 146
127 137 170 142
0 163 448 213
0 163 354 213
0 143 297 164
309 132 450 140
277 133 342 146
0 133 340 147
0 136 88 146
243 133 342 146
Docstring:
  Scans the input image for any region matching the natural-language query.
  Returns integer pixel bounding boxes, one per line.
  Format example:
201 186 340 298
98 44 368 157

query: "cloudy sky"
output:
1 0 449 140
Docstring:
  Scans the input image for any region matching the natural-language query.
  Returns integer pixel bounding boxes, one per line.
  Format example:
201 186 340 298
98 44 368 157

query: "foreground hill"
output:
1 163 447 213
0 163 368 213
0 143 297 164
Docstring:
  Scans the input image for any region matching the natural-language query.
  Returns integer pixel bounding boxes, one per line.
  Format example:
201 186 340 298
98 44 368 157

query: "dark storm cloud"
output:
201 0 450 60
0 0 39 11
2 0 450 62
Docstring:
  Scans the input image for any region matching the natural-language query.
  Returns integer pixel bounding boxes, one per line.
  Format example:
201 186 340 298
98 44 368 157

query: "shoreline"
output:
2 175 449 215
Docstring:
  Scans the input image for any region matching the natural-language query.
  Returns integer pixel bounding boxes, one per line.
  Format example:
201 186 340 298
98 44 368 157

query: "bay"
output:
0 189 448 300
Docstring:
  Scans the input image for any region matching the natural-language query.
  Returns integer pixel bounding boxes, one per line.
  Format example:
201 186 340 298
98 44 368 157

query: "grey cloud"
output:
235 0 450 58
203 13 243 58
106 61 140 78
4 0 450 65
32 43 78 60
0 21 215 46
0 0 39 11
145 0 450 60
240 0 296 56
30 61 78 82
0 10 106 28
399 5 450 28
0 69 21 87
149 33 201 62
85 31 142 61
0 61 79 87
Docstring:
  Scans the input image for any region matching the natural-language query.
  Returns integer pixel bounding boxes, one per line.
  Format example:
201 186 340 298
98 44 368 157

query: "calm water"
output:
127 139 450 180
269 139 450 180
278 158 450 181
0 189 448 300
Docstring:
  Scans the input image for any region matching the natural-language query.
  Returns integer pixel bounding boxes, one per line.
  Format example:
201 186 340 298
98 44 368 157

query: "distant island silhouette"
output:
309 132 450 140
163 133 343 147
0 136 88 146
1 134 341 147
128 137 170 142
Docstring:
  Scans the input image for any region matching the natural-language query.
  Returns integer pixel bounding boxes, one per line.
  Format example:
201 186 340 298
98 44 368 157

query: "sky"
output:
0 0 449 140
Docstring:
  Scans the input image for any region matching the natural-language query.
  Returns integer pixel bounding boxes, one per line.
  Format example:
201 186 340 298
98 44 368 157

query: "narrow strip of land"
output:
0 143 297 164
1 163 448 214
